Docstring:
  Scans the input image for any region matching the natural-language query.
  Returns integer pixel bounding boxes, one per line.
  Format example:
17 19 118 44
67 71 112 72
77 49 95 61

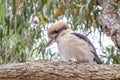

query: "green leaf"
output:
43 0 53 18
0 1 5 24
38 0 48 10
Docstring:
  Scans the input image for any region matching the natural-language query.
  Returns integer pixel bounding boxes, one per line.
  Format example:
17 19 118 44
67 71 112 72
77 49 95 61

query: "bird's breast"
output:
56 33 94 63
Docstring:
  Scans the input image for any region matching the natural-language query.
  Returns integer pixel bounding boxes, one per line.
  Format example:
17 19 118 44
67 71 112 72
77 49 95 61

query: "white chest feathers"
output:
56 32 95 63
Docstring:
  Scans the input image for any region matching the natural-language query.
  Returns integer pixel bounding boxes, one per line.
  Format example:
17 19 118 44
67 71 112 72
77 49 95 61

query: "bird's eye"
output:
54 28 61 33
54 30 58 33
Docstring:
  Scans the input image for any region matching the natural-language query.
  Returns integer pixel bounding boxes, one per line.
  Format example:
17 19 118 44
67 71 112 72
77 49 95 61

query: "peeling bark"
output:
0 61 120 80
97 0 120 48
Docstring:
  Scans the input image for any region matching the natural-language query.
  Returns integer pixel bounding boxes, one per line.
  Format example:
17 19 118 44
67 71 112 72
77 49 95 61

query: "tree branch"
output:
97 0 120 48
0 61 120 80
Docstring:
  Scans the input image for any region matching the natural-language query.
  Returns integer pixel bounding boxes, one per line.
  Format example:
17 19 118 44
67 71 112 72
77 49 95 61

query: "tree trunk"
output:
97 0 120 49
0 61 120 80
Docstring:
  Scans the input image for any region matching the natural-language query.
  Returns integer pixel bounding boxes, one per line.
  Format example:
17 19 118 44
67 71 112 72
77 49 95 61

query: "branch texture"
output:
0 61 120 80
97 0 120 48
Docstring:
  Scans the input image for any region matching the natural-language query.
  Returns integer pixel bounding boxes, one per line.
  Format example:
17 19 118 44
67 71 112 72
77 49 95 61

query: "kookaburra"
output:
46 20 102 64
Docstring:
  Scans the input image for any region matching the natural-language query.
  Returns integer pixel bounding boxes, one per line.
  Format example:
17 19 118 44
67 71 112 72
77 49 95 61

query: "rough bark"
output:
97 0 120 48
0 61 120 80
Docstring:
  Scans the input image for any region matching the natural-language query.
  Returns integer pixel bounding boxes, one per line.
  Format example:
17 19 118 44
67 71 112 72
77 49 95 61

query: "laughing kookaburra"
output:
46 20 102 64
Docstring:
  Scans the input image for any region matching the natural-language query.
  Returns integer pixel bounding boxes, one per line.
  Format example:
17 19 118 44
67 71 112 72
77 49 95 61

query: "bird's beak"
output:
45 34 58 48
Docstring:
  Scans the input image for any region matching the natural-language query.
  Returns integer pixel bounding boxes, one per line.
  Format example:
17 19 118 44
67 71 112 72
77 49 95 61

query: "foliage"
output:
0 0 120 64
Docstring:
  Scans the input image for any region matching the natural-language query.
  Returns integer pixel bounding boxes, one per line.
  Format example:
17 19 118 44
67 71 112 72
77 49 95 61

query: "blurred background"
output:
0 0 120 64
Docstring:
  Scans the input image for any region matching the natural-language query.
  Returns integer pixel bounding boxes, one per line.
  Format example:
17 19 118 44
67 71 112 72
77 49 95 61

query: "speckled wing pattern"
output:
72 33 102 64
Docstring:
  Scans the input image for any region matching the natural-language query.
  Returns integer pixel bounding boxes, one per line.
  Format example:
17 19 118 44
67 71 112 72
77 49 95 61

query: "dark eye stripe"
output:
54 25 68 33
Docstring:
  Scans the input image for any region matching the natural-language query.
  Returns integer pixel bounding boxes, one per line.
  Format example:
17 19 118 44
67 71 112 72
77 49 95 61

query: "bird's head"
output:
46 20 69 47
